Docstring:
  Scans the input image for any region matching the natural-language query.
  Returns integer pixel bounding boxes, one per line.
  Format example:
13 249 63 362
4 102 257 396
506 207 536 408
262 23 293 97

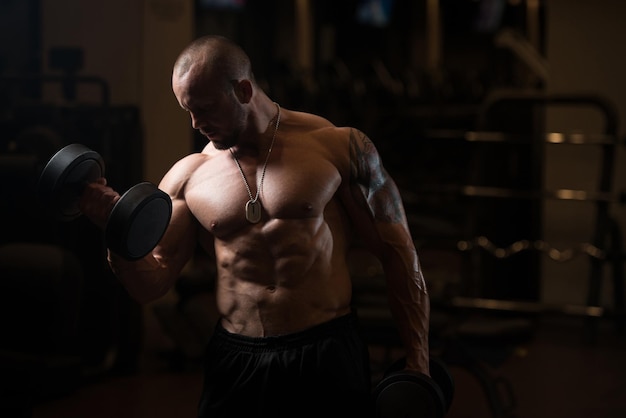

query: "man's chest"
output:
184 153 342 236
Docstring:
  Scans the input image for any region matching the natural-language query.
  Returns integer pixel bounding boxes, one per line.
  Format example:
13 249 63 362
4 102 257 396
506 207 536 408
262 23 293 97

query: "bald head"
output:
173 35 254 88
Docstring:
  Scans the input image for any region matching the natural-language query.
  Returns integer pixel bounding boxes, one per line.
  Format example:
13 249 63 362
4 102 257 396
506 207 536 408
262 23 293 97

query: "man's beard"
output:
213 110 245 150
210 129 240 150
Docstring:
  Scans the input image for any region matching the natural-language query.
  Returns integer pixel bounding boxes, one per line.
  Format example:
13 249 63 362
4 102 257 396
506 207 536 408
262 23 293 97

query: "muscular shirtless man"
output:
80 35 430 418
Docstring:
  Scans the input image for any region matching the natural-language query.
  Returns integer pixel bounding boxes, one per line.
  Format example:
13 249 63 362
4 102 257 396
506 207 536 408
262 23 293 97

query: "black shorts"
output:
198 313 375 418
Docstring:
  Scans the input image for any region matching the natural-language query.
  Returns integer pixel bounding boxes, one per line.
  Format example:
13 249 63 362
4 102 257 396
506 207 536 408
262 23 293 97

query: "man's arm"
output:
79 163 199 305
106 193 198 304
342 128 430 375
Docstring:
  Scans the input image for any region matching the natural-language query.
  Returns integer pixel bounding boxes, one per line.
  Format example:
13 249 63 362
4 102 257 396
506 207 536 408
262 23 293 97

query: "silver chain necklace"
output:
230 102 280 223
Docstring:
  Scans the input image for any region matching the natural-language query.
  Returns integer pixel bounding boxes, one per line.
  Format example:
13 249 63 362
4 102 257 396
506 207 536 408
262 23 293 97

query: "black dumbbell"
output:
373 357 454 418
38 143 172 260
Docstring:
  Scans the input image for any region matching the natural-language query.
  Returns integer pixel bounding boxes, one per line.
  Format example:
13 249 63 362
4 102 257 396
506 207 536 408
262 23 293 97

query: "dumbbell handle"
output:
78 180 122 229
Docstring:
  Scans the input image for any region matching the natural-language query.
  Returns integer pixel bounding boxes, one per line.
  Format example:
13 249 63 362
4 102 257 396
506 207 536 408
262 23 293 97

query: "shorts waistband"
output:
213 312 357 353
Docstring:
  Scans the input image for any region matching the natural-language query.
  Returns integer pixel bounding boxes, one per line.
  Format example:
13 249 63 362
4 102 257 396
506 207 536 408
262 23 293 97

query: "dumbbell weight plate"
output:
374 371 446 418
429 357 455 411
38 143 105 221
105 182 172 260
374 358 453 418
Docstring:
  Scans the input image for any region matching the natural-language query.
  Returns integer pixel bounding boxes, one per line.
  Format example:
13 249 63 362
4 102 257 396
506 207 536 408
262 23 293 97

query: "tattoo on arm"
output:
349 129 404 223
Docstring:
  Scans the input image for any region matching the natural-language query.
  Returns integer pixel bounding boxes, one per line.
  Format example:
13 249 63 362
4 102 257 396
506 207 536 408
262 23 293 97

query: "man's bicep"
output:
348 128 407 224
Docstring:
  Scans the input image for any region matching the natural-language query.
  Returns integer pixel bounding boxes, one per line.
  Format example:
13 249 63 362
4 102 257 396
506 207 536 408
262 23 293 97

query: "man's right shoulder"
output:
160 152 211 195
174 152 211 171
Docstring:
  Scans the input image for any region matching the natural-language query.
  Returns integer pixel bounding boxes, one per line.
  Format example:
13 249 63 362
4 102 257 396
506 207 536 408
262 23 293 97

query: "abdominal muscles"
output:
213 217 353 336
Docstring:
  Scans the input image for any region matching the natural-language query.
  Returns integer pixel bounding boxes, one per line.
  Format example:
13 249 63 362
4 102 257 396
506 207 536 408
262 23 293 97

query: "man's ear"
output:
232 79 253 104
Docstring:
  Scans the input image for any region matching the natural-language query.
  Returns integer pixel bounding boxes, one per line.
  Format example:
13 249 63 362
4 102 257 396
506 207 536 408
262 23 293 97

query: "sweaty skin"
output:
79 37 430 375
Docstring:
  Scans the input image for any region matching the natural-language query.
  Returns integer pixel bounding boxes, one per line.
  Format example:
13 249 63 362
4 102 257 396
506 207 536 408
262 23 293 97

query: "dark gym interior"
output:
1 1 626 417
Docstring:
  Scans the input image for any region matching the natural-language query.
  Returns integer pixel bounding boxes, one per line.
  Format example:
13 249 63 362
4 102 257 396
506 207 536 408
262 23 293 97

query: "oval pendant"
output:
245 200 262 223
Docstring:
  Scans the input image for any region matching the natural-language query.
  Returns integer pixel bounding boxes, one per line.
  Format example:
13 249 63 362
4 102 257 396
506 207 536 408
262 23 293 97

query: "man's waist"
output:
215 311 357 351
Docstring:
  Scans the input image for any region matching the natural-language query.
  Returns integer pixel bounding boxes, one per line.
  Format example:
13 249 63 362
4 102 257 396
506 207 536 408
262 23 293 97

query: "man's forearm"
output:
107 251 174 304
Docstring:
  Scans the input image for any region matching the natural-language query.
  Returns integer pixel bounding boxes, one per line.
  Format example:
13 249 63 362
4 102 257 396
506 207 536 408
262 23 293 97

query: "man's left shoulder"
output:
309 125 355 142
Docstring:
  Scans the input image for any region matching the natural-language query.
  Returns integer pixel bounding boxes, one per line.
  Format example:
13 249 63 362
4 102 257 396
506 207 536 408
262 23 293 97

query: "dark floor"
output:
27 312 626 418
